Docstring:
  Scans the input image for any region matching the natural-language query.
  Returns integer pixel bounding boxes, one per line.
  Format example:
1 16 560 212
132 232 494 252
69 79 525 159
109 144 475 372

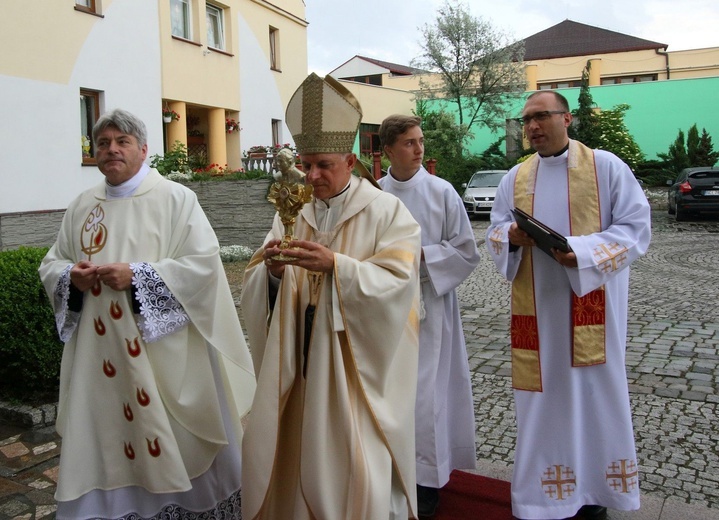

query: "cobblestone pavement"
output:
1 208 718 519
464 210 719 514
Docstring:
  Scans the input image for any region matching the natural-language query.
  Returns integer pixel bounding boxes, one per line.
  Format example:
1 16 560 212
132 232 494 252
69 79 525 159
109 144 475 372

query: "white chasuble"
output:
241 176 422 520
379 167 480 488
39 170 256 509
486 144 650 519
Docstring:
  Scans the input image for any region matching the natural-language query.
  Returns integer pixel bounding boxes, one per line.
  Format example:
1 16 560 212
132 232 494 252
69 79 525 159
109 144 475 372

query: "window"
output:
206 4 225 50
537 80 580 90
80 90 101 165
600 74 657 85
75 0 97 13
269 27 280 70
359 123 380 156
272 119 282 148
171 0 191 40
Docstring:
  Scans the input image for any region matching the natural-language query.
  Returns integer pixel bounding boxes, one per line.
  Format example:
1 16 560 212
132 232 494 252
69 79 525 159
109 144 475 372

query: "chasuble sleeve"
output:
564 154 651 297
422 186 480 297
486 168 523 281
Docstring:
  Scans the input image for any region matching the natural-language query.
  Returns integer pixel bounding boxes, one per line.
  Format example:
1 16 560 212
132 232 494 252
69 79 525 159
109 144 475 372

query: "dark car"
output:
667 167 719 221
462 170 507 217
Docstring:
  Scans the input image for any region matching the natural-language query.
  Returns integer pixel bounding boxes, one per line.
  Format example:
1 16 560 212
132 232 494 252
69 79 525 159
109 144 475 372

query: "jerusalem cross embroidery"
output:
606 459 639 493
592 242 628 273
489 227 505 255
541 464 576 500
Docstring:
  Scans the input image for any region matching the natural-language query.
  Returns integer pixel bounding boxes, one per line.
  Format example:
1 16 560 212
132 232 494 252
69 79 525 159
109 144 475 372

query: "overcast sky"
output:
305 0 719 76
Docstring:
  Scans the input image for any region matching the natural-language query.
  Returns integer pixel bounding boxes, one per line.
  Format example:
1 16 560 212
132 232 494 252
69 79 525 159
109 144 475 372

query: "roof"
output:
522 20 667 61
333 55 425 76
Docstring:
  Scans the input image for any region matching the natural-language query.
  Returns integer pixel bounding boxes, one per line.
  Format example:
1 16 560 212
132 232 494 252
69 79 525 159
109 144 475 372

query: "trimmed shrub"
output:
0 247 62 402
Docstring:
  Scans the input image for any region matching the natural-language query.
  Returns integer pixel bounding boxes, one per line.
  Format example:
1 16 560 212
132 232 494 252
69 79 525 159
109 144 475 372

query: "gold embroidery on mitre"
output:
541 465 576 501
285 73 362 155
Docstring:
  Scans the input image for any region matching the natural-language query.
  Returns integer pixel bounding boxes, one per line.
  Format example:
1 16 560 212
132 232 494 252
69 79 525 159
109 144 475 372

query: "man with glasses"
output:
486 91 651 520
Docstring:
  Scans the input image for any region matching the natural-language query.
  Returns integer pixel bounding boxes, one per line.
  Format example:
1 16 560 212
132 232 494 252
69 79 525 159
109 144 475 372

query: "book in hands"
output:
511 207 572 259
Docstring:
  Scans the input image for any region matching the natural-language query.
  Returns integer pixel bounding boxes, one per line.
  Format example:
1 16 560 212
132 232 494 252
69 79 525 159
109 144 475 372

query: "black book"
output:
511 207 571 258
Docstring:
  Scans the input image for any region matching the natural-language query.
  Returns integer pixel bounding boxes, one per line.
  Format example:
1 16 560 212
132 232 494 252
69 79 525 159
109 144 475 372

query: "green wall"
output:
426 76 719 162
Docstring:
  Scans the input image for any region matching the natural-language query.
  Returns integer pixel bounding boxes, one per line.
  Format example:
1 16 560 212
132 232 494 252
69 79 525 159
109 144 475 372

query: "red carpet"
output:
433 470 513 519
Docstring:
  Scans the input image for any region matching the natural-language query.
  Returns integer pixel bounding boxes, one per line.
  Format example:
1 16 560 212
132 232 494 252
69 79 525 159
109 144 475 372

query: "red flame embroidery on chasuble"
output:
94 317 106 335
110 301 123 320
124 403 134 421
102 360 116 377
124 442 135 460
136 387 150 407
126 337 141 357
147 438 161 457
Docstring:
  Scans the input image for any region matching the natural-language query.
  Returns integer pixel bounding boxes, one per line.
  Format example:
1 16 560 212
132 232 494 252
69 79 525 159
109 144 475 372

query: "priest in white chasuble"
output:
39 109 256 520
486 91 651 520
378 114 480 518
240 74 422 520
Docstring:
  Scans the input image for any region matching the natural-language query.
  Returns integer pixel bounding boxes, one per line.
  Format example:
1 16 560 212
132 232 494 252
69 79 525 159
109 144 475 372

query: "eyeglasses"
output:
520 110 566 125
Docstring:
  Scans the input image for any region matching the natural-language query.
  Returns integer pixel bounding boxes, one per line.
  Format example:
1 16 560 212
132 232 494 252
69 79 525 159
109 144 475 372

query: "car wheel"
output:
667 197 675 215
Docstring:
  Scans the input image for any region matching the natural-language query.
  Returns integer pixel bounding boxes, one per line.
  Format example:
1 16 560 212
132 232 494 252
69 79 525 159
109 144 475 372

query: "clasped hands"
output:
263 238 334 278
71 261 134 292
508 223 578 268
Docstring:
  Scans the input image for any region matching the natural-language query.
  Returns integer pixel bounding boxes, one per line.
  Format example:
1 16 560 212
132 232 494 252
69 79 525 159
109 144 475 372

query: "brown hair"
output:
379 114 422 148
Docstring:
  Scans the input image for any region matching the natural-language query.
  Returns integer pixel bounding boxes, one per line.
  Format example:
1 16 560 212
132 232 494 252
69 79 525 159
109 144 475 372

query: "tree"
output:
415 100 467 165
412 0 526 139
687 124 700 165
569 61 600 148
595 104 644 171
658 130 690 174
688 125 719 166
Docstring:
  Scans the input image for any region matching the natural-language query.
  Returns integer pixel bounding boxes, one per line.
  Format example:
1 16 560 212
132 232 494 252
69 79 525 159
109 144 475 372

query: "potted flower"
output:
162 109 180 123
226 118 240 134
81 135 92 158
247 145 269 158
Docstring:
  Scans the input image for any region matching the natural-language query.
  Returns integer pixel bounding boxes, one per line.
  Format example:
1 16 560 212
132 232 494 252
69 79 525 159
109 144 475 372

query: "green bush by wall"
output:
0 247 62 402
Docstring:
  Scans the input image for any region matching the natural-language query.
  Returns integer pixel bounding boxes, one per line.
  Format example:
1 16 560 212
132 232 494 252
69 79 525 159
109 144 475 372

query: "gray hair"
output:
92 108 148 148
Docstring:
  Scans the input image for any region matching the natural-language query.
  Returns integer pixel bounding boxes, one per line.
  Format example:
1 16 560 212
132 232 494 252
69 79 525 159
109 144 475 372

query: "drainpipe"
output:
655 47 670 79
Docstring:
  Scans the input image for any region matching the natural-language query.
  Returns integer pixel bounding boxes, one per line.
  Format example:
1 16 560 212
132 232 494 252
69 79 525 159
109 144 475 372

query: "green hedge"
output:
0 247 62 402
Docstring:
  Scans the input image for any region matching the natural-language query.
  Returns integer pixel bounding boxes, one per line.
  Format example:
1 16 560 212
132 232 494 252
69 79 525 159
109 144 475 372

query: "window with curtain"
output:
171 0 191 39
206 4 225 50
80 89 101 165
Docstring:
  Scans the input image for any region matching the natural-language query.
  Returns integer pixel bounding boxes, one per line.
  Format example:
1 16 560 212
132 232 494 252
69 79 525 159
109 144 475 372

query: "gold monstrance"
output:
267 148 313 262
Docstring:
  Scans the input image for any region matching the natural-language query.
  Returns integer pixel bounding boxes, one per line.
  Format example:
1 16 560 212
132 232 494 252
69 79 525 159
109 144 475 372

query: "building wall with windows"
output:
527 47 719 89
237 0 307 152
329 43 719 166
0 0 162 215
0 0 308 240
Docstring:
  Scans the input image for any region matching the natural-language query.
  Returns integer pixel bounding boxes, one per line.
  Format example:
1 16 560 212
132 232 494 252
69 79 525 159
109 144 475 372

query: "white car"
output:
462 170 508 217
